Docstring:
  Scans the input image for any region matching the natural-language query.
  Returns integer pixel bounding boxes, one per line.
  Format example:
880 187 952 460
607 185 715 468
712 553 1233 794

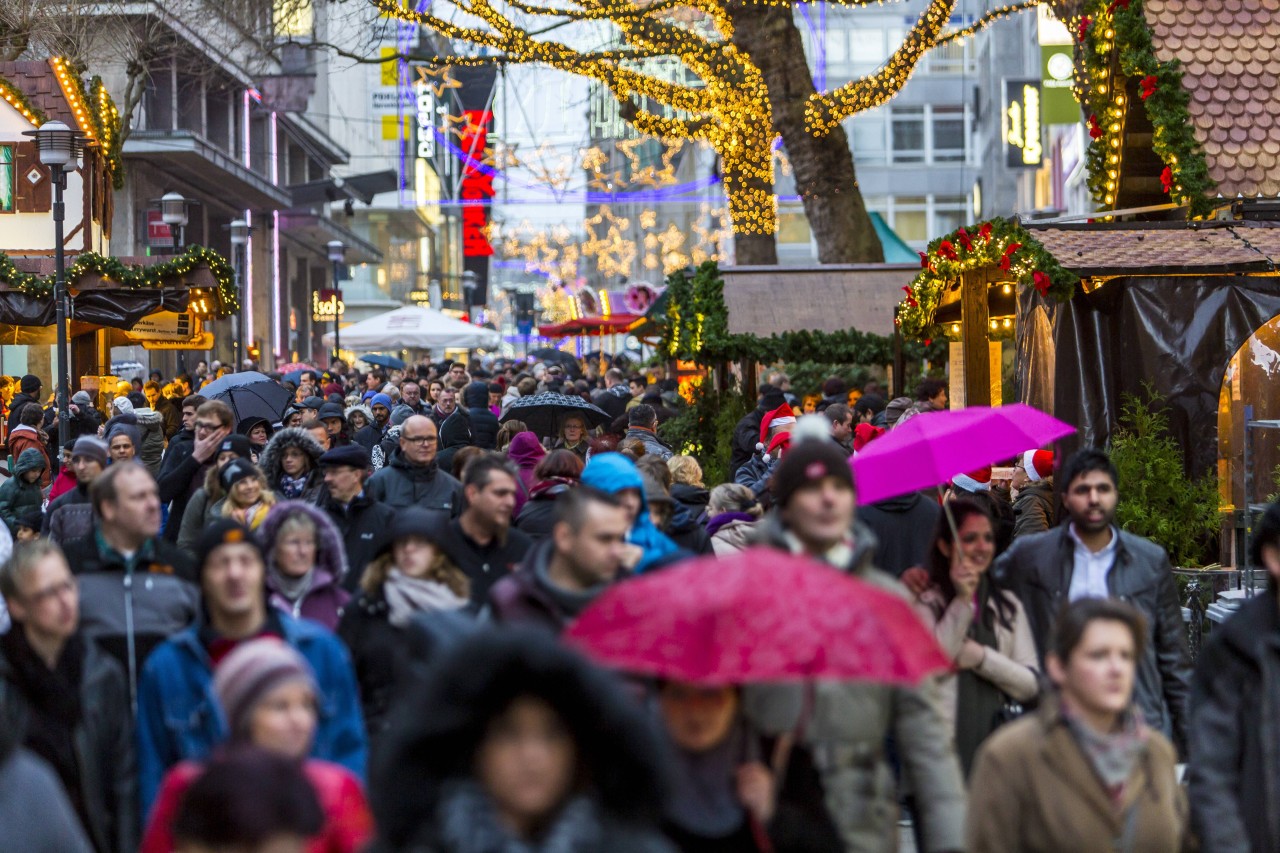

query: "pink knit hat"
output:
212 637 317 739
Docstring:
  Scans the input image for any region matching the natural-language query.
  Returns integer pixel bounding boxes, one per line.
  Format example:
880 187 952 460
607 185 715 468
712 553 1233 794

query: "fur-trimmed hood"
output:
371 628 670 849
258 427 326 486
257 499 350 585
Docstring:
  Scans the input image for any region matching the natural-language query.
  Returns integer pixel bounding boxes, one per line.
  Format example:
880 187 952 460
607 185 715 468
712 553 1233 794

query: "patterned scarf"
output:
278 473 309 499
1062 700 1149 802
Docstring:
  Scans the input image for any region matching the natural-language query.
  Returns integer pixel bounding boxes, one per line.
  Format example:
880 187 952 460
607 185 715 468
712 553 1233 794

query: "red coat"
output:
7 426 50 488
140 758 373 853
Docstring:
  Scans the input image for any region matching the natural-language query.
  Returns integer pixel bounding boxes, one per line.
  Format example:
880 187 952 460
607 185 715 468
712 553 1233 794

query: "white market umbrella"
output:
323 305 502 350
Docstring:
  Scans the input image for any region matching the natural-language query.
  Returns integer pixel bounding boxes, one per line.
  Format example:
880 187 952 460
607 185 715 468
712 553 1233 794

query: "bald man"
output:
365 414 464 516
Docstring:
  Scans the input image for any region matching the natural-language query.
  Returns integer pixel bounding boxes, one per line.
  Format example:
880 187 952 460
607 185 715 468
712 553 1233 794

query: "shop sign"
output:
313 289 344 322
1003 79 1043 168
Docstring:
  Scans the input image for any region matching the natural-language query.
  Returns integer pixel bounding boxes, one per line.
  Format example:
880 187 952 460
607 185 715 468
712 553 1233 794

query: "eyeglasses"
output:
25 578 74 605
402 434 437 445
194 420 221 431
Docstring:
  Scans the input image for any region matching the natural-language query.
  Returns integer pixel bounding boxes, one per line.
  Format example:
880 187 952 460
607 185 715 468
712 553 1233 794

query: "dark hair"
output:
181 393 207 411
923 498 1017 631
628 404 657 427
487 382 503 395
90 460 153 517
1251 502 1280 591
824 403 851 425
172 747 324 847
1052 597 1147 663
450 445 486 480
1059 447 1117 495
554 484 624 533
915 378 947 402
635 454 671 490
462 452 520 490
535 449 584 482
822 376 846 397
18 402 42 426
854 394 886 418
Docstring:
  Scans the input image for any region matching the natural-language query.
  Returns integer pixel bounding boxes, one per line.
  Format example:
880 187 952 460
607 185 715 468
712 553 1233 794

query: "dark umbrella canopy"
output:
526 348 582 376
359 353 406 370
500 392 609 438
200 371 294 428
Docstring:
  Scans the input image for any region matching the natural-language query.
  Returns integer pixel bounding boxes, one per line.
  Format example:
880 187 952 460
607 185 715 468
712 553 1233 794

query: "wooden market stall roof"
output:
1024 220 1280 276
720 264 917 338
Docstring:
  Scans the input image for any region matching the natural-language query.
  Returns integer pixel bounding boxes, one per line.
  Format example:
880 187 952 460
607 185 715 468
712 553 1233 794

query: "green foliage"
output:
1110 384 1221 567
662 261 947 367
658 385 751 488
778 362 871 399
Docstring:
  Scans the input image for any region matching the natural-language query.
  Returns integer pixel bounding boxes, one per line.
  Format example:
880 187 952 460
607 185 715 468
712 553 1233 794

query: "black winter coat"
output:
670 483 710 527
729 404 768 479
994 524 1192 752
439 519 533 605
513 489 563 543
319 491 397 592
6 391 41 434
366 448 464 515
1188 590 1280 852
0 635 138 853
337 589 407 740
665 503 713 555
156 429 211 542
466 407 499 450
857 491 941 577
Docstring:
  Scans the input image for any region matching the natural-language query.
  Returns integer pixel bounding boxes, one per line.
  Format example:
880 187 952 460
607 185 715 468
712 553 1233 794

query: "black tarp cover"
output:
0 287 191 330
1018 275 1280 477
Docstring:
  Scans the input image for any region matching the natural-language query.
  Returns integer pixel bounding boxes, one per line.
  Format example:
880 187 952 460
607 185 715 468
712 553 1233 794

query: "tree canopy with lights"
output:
373 0 1035 264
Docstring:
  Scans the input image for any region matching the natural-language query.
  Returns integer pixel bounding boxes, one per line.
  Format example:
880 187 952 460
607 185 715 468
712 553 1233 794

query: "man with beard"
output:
353 393 392 450
399 381 428 415
429 386 458 430
994 447 1192 752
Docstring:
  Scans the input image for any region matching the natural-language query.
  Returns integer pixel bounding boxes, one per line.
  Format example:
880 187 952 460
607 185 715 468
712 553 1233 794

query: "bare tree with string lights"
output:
373 0 1037 264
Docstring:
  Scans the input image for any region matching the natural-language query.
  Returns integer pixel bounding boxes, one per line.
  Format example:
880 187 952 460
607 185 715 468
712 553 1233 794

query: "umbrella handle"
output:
938 485 961 541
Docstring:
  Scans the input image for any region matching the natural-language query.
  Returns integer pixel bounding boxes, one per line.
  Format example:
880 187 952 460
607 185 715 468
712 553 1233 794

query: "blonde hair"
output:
709 483 762 518
667 455 704 488
222 473 276 512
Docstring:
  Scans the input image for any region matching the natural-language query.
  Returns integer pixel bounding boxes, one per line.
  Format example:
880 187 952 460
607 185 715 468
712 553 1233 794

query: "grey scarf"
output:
384 569 467 627
269 565 314 603
1063 703 1149 792
437 779 601 853
664 718 749 838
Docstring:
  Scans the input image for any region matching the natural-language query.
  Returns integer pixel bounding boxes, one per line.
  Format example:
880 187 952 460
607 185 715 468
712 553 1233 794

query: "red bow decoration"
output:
1107 0 1130 11
978 222 993 242
938 240 958 261
998 242 1023 271
918 251 932 270
1077 15 1092 41
1032 270 1052 296
1161 166 1174 193
1141 75 1157 100
1088 114 1103 140
901 285 918 308
956 227 974 252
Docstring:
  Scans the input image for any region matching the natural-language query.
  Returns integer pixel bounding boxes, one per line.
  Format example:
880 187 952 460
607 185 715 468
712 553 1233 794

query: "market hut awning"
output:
539 313 644 337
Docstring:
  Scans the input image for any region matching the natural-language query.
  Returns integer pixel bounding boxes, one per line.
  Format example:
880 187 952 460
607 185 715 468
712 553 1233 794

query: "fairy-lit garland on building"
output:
1074 0 1214 216
51 58 125 190
895 218 1076 341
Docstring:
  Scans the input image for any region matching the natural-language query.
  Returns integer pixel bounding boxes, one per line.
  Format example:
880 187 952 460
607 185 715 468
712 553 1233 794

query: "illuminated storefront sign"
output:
1004 79 1043 168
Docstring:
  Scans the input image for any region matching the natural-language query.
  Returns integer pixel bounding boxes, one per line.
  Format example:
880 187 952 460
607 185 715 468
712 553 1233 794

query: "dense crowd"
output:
0 355 1272 852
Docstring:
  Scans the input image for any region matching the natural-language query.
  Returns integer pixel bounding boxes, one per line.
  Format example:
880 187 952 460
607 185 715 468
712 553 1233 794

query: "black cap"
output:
19 374 41 394
217 434 254 461
196 520 264 577
318 402 346 422
300 396 326 411
319 443 369 469
218 457 259 492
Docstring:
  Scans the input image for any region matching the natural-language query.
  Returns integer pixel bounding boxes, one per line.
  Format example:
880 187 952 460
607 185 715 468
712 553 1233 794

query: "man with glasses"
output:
366 415 463 516
157 400 233 542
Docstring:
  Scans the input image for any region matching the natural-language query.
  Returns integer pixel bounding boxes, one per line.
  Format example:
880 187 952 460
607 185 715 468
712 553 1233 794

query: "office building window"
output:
891 107 925 163
0 146 12 212
892 196 928 242
849 108 888 163
932 106 967 162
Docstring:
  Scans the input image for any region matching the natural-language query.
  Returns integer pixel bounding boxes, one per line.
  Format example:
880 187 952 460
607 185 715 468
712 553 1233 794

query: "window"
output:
0 146 12 212
931 106 967 162
925 41 974 75
891 107 925 163
849 30 887 71
849 108 887 163
892 196 928 243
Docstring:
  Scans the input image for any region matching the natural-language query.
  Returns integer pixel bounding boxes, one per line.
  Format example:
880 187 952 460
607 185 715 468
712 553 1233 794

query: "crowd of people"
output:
0 354 1272 853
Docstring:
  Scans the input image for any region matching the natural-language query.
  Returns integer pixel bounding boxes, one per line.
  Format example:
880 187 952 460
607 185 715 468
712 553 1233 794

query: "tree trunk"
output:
721 145 779 265
728 3 884 263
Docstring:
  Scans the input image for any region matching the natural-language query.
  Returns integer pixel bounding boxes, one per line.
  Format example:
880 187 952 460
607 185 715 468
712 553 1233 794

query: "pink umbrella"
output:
852 403 1075 505
564 548 951 686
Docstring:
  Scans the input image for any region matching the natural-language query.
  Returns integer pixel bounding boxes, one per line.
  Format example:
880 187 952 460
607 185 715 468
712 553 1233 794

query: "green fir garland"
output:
896 217 1076 341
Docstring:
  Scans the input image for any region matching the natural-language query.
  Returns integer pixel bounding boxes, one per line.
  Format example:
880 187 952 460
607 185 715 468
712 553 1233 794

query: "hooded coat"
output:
505 432 545 516
7 422 51 488
462 382 499 450
259 427 327 503
368 629 674 853
130 408 166 475
0 448 48 531
1012 479 1056 538
669 482 710 527
581 453 681 573
259 501 352 630
435 409 472 474
856 491 942 578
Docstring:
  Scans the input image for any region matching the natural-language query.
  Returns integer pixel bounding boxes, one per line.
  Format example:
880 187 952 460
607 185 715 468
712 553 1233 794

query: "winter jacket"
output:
135 613 368 819
581 453 681 573
260 501 351 630
506 432 545 516
141 758 373 853
369 629 673 853
624 426 673 461
857 491 942 578
967 696 1187 853
592 383 632 422
0 746 94 853
177 479 223 556
1012 479 1056 538
48 467 77 502
259 427 327 503
0 448 47 533
487 538 610 634
8 423 51 488
61 531 200 708
734 451 778 502
156 428 213 542
318 489 398 592
5 390 41 434
435 409 472 473
366 448 464 515
42 482 95 544
354 421 390 452
664 502 714 555
0 634 138 853
439 518 533 606
707 513 757 556
154 395 182 440
132 408 166 476
729 404 768 479
993 524 1192 752
513 478 570 542
746 514 967 853
551 437 589 461
1187 589 1280 851
463 382 499 450
669 483 709 527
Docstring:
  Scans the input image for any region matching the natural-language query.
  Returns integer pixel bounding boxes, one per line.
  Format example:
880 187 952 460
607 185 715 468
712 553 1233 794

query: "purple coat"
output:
258 501 351 630
506 431 546 515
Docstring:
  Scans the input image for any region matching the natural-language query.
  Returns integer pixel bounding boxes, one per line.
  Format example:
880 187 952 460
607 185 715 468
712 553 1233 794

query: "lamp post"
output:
160 191 188 252
23 120 82 451
462 269 478 323
327 240 345 364
229 220 249 366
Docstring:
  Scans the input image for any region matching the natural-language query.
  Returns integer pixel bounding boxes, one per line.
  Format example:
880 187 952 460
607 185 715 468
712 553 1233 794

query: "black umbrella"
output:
526 348 582 377
200 371 294 428
500 392 610 438
359 353 406 370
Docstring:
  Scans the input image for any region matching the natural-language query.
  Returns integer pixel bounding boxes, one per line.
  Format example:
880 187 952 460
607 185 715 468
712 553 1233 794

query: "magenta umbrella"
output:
852 403 1075 505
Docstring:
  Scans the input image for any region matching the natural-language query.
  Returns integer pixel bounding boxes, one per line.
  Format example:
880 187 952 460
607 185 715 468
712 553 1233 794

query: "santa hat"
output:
756 402 798 462
766 432 791 458
853 423 885 453
1022 449 1054 482
952 465 992 493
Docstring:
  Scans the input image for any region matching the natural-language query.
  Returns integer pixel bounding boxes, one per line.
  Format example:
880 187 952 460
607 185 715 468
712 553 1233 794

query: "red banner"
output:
459 109 494 258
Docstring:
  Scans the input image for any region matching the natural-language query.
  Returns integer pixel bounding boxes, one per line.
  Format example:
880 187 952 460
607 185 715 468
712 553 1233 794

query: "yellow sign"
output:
1003 80 1043 168
380 47 398 86
312 289 345 322
125 312 201 344
141 332 214 351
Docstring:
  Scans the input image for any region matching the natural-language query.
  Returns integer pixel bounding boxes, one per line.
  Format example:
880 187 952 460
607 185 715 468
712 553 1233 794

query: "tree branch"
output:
618 96 711 138
933 0 1040 47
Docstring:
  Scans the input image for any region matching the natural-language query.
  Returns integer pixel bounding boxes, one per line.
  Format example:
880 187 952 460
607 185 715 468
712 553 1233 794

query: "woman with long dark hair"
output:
913 497 1039 776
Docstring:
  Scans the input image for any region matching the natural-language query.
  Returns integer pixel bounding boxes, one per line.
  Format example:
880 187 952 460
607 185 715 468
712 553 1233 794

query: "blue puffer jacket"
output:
580 453 683 573
135 613 367 818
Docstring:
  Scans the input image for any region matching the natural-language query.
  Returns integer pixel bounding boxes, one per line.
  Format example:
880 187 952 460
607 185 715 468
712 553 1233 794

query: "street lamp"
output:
327 240 345 363
229 219 250 365
160 191 189 252
462 269 478 322
22 120 83 451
